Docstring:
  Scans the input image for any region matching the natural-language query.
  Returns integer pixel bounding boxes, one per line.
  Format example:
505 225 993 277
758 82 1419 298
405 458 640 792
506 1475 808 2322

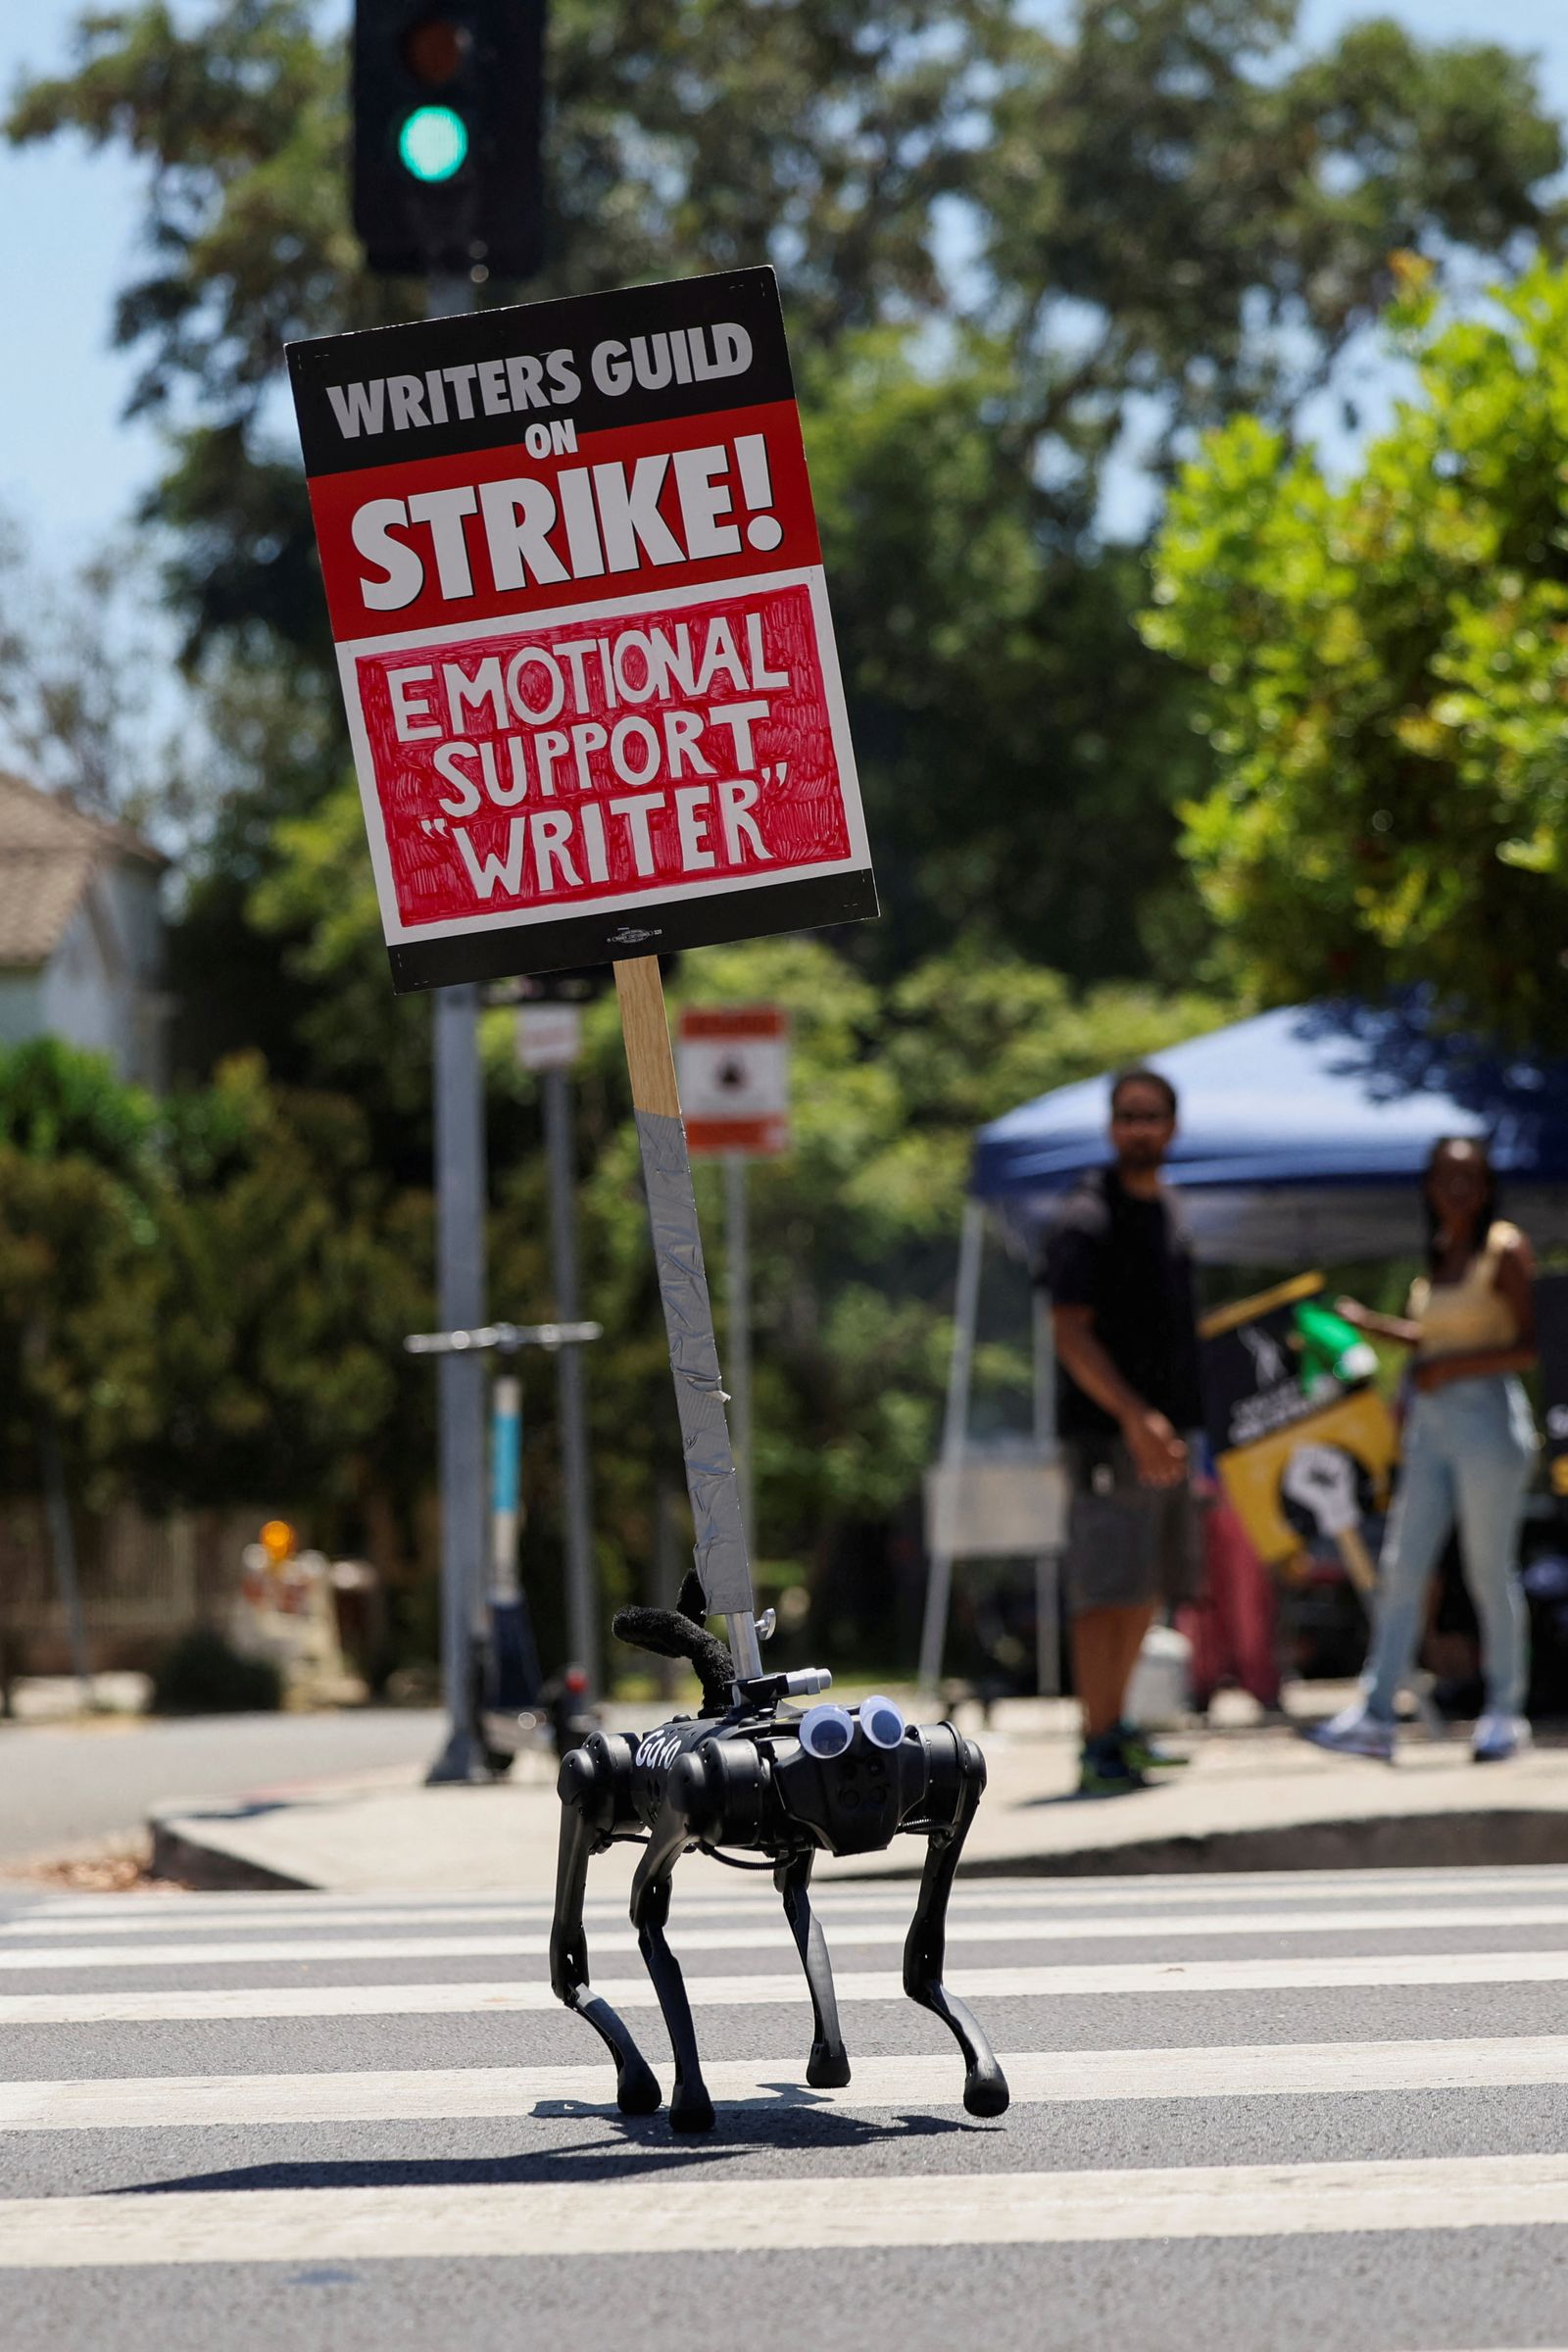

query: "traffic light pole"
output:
542 1066 601 1695
424 270 489 1788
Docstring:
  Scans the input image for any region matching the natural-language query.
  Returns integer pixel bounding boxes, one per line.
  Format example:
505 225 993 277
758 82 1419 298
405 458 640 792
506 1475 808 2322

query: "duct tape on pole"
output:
677 1004 790 1558
285 267 876 1680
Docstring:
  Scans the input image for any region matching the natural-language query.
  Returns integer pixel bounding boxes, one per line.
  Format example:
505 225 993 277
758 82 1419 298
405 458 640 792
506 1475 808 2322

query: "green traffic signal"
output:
398 103 468 183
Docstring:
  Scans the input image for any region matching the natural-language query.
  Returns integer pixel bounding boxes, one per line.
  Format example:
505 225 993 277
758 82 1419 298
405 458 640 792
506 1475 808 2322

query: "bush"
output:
149 1628 283 1715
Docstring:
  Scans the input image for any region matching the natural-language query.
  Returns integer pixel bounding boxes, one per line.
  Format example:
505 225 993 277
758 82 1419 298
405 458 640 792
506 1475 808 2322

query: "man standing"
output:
1039 1067 1205 1794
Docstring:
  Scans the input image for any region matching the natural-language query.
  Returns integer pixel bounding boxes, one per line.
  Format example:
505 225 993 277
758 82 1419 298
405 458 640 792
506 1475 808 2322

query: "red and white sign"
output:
287 271 875 993
514 1003 583 1072
678 1006 790 1157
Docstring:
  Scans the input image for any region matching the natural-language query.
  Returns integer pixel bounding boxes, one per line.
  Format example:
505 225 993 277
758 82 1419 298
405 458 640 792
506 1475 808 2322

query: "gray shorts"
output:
1062 1439 1205 1616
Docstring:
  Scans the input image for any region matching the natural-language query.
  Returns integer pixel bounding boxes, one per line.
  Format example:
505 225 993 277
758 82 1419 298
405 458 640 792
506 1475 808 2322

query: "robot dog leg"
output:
549 1736 661 2117
903 1726 1010 2120
775 1847 851 2089
629 1795 716 2134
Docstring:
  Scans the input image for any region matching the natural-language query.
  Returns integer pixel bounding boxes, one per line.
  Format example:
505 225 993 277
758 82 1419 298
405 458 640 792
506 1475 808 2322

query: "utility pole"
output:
349 0 548 1781
542 1064 601 1694
423 276 488 1786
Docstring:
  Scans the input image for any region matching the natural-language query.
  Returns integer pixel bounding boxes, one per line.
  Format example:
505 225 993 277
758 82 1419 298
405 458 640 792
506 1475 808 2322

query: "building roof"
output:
0 770 163 969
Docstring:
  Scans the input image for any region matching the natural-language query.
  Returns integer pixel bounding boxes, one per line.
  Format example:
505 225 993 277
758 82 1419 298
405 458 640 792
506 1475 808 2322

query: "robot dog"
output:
550 1572 1010 2133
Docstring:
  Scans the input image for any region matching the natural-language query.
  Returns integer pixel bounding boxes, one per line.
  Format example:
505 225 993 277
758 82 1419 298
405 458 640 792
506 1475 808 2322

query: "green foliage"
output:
0 1041 432 1530
1143 258 1568 1038
9 2 1563 985
149 1627 282 1714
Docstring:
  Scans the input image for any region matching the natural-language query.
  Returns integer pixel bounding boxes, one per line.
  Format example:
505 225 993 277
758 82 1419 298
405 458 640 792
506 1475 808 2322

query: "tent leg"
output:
919 1200 985 1694
1030 1287 1062 1698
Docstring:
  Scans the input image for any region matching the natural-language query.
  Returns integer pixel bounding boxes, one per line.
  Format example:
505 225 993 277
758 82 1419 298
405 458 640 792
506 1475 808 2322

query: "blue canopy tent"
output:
972 999 1568 1262
917 1000 1568 1688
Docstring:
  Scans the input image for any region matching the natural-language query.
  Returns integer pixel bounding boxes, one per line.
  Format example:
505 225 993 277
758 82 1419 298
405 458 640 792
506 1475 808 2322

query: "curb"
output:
147 1809 316 1893
149 1799 1567 1892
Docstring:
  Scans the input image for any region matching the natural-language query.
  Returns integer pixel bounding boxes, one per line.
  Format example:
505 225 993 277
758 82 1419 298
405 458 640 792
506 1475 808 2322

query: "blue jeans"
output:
1361 1375 1536 1723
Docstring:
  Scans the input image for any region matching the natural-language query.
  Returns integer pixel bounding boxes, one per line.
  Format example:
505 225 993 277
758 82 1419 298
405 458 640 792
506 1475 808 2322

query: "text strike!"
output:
351 434 783 612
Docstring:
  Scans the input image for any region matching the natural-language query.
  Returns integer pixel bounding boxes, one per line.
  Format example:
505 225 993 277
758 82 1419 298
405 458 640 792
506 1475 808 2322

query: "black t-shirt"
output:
1036 1167 1203 1441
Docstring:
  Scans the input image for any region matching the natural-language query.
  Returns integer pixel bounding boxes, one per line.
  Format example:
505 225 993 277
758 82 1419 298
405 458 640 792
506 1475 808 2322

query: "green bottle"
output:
1294 1299 1378 1398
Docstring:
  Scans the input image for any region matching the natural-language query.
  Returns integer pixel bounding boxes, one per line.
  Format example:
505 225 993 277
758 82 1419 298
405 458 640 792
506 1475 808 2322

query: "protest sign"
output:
286 268 875 991
1200 1274 1379 1453
678 1005 789 1156
1217 1389 1398 1576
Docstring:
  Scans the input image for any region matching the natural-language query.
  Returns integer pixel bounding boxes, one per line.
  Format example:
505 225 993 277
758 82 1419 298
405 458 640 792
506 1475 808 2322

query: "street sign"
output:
515 1002 583 1071
285 268 876 993
678 1004 789 1155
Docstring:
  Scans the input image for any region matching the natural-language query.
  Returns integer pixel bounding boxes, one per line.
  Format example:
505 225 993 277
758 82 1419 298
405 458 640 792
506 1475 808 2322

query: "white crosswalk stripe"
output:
4 1861 1568 2326
8 1898 1568 1971
7 2153 1568 2268
6 2035 1568 2132
9 1946 1568 2027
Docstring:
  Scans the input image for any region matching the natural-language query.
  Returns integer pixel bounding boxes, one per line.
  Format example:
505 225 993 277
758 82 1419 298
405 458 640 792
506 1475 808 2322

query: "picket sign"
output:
286 268 875 1648
286 268 874 994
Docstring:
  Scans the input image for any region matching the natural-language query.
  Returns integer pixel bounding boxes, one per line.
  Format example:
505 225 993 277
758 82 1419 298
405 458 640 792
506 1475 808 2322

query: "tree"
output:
9 2 1563 995
1142 258 1568 1041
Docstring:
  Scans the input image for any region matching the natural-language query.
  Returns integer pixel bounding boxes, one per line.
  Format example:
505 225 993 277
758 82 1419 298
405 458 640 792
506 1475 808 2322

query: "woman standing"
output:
1307 1137 1538 1764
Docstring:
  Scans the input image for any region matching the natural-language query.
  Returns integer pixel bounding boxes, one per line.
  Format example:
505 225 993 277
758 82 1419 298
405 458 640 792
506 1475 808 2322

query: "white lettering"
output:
454 818 527 899
326 379 385 438
746 611 790 689
673 445 741 561
662 709 711 776
352 499 423 611
708 700 770 771
433 741 482 817
719 776 770 863
442 657 508 732
593 458 684 571
505 647 565 724
610 793 664 876
533 809 581 891
675 784 715 870
591 339 633 395
406 486 477 599
388 664 440 742
478 476 568 590
610 716 661 786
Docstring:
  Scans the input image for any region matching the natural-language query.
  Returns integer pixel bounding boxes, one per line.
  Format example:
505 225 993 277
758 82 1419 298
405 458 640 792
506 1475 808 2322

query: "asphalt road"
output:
0 1710 447 1865
4 1862 1568 2348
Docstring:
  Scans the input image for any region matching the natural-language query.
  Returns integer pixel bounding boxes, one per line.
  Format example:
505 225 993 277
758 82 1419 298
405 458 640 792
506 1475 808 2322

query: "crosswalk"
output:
5 1862 1568 2348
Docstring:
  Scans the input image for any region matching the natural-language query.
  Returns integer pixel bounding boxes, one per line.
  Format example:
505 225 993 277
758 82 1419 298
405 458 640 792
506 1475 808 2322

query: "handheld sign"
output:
286 269 875 992
678 1004 789 1156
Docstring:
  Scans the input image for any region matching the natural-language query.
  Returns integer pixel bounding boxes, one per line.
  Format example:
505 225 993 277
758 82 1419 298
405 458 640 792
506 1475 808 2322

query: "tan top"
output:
1409 1221 1522 1357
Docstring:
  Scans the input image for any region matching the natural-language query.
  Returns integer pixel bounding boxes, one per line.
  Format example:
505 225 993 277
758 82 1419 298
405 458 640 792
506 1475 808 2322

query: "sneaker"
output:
1077 1739 1148 1797
1301 1703 1396 1763
1116 1723 1192 1772
1472 1712 1532 1763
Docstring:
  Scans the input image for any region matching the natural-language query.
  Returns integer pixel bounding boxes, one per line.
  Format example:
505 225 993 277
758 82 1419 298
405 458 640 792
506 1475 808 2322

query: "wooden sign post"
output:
614 956 761 1678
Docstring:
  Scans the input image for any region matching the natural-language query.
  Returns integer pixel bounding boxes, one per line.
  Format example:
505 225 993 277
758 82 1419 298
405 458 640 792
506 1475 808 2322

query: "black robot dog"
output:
549 1573 1010 2132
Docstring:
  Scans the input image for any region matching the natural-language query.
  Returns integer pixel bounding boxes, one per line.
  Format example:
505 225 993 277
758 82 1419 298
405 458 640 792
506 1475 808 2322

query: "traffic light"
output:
352 3 546 280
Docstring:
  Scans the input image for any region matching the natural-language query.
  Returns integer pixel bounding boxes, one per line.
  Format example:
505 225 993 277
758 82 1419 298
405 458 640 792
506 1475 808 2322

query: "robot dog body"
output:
550 1638 1010 2133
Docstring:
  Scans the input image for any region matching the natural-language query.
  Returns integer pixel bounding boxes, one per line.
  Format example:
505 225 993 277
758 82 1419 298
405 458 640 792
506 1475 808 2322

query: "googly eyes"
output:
797 1697 908 1758
858 1694 906 1750
798 1703 855 1760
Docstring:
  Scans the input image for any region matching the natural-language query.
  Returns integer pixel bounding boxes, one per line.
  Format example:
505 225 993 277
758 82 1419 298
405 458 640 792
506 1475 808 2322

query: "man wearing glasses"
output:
1039 1067 1204 1795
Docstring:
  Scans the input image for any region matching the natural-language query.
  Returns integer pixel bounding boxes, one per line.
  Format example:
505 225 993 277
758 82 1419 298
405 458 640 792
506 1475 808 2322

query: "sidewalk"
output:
146 1695 1568 1893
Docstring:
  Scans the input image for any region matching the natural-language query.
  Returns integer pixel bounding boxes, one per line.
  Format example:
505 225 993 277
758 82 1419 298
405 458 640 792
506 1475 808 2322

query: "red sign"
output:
287 272 874 992
678 1005 790 1156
